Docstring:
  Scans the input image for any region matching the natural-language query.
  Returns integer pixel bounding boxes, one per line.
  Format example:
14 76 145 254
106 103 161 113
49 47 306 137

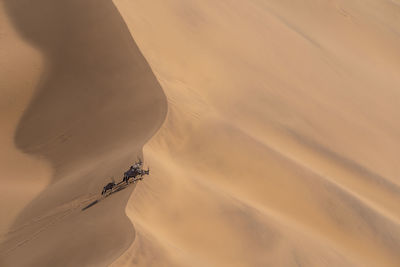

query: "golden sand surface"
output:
0 0 165 265
112 0 400 266
1 0 400 266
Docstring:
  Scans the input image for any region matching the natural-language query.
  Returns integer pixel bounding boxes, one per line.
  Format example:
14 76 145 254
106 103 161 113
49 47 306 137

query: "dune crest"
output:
112 0 400 266
0 0 166 266
2 0 400 266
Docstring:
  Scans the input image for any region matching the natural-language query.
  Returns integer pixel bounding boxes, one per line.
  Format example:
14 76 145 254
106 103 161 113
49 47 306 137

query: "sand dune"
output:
0 1 50 239
1 0 400 266
111 0 400 266
0 0 166 266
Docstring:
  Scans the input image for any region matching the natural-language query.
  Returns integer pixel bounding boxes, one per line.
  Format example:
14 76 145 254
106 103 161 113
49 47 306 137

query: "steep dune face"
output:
112 0 400 266
0 0 166 266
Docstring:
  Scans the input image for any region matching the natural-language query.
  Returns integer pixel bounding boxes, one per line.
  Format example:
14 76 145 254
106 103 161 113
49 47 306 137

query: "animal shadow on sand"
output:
1 0 167 265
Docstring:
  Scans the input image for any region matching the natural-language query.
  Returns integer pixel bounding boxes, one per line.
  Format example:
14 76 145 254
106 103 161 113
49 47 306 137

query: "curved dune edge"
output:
112 0 400 266
0 0 166 266
0 2 51 239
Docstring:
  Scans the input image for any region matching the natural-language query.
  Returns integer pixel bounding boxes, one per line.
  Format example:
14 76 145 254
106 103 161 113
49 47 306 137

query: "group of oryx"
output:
101 159 149 196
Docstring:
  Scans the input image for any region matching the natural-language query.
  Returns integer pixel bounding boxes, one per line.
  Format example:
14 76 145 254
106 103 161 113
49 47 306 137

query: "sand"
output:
0 0 166 266
111 0 400 266
1 0 400 266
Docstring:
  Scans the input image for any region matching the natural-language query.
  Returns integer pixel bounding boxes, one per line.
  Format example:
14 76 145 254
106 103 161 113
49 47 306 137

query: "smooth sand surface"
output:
0 1 50 239
0 0 166 266
1 0 400 266
111 0 400 266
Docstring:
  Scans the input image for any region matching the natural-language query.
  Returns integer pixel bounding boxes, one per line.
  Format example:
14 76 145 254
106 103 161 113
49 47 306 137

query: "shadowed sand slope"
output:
0 2 49 236
111 0 400 266
0 0 166 266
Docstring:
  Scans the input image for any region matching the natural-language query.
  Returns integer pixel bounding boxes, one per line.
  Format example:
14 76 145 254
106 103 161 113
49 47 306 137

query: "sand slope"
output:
111 0 400 266
0 0 166 266
0 1 50 240
2 0 400 266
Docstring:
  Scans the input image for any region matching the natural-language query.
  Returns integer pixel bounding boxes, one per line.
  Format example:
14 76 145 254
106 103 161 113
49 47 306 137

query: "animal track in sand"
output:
0 193 97 255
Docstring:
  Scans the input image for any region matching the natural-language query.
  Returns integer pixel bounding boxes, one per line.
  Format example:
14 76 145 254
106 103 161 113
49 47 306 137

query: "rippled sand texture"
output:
112 0 400 266
0 0 166 266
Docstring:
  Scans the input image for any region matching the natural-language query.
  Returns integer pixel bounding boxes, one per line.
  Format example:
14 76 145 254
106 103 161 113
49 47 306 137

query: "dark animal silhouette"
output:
123 167 149 184
101 182 116 195
122 158 149 184
123 166 139 183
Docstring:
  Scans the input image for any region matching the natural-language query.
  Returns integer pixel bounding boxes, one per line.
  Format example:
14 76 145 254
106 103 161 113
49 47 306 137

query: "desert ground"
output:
1 0 400 266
